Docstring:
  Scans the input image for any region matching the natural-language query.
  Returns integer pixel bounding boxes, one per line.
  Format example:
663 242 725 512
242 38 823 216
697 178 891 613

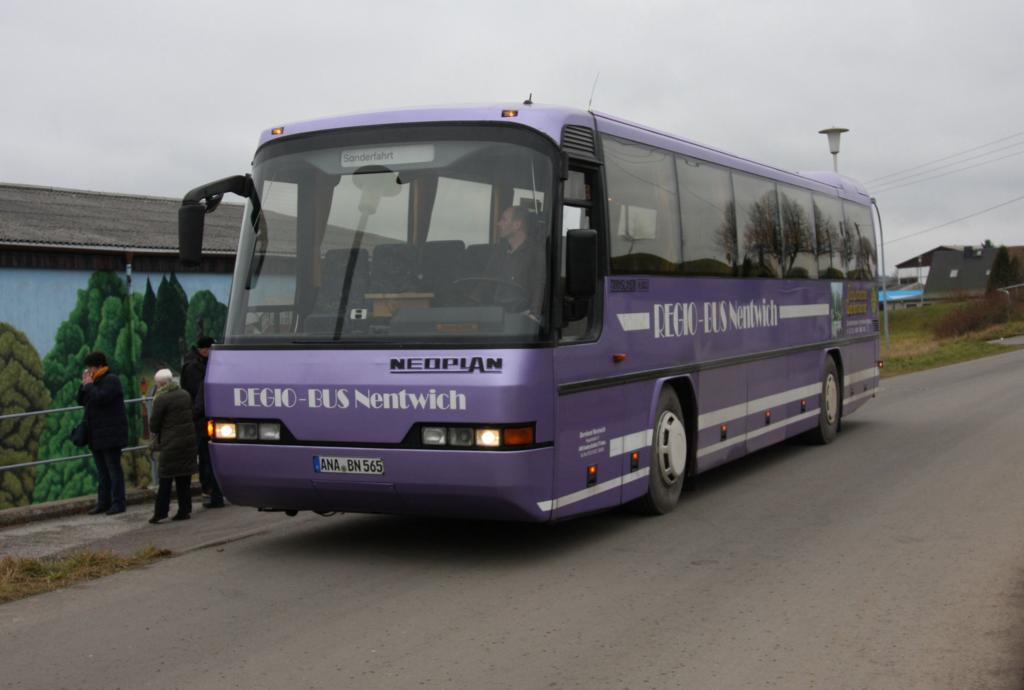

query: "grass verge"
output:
0 545 171 604
882 301 1024 377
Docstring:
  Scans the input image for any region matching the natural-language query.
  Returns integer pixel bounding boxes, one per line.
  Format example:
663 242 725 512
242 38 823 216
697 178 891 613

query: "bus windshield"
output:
225 126 555 346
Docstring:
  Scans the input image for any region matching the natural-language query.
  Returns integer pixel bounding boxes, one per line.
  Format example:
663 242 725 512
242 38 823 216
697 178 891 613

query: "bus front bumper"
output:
210 443 555 522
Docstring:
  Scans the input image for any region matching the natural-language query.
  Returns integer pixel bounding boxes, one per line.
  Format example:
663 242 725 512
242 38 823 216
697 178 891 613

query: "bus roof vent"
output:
561 125 597 157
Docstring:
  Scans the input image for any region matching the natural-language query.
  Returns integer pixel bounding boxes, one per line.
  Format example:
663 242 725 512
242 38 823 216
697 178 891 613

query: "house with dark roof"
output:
922 246 998 299
0 182 241 358
894 245 962 286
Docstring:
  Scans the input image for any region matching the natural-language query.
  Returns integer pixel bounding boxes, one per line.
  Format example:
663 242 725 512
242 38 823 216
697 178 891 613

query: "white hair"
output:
154 369 174 385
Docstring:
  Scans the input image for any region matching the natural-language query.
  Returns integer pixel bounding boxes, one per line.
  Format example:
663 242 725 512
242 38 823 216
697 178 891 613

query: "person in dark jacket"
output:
483 205 546 318
148 369 198 523
78 351 130 515
181 335 224 507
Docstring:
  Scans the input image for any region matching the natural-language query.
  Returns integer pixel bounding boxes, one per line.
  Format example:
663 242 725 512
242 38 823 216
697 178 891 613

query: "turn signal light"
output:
503 426 535 446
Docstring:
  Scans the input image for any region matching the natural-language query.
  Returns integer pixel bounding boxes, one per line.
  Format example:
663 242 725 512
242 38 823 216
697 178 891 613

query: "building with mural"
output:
0 182 241 508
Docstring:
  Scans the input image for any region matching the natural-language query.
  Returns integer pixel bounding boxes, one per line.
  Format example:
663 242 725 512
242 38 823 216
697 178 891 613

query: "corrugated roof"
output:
0 183 242 254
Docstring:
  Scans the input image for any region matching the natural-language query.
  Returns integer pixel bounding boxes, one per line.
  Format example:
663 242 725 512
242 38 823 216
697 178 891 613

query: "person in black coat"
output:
77 351 130 515
181 335 224 507
148 369 198 523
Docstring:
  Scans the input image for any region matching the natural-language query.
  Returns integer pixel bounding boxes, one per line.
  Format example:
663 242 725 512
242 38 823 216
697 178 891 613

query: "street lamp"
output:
818 127 849 173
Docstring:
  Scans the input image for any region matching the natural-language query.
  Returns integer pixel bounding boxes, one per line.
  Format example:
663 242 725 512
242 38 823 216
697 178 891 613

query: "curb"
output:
177 526 276 556
0 483 204 529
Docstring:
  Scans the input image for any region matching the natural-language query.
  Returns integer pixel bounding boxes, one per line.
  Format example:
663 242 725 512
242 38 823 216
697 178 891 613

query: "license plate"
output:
313 455 385 475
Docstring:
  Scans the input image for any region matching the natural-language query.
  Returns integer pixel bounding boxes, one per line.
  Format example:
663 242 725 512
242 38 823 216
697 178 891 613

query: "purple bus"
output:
178 103 879 521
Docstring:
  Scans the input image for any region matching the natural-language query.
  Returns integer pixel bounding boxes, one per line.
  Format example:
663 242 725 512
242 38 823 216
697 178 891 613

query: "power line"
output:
872 148 1024 194
866 129 1024 185
884 193 1024 245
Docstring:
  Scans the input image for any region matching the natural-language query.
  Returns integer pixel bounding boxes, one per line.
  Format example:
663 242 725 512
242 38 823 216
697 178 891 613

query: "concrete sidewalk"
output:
0 494 319 560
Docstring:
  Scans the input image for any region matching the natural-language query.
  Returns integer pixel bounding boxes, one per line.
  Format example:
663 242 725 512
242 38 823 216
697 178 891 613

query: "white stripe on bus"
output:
609 429 653 458
698 366 877 430
617 312 651 331
697 408 821 458
779 304 830 319
698 383 820 430
844 367 880 386
542 366 878 512
843 389 876 406
537 467 650 512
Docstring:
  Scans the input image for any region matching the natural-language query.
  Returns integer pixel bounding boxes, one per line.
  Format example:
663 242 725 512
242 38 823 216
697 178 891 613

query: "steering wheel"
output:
452 277 529 311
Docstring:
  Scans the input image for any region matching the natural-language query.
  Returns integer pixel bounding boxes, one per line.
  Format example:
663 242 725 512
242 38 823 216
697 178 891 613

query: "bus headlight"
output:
258 423 281 441
448 428 475 447
415 424 535 449
421 427 447 446
209 419 285 443
214 422 237 440
475 428 501 448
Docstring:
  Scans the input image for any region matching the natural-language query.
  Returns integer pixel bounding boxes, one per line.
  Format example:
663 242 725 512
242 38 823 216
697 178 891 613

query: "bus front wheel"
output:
810 357 841 445
635 388 687 515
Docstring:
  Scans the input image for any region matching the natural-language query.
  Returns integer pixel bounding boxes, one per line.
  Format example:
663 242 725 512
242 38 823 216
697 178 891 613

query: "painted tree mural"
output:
0 268 229 508
140 277 158 358
0 324 51 509
185 289 228 349
32 272 147 504
149 273 188 368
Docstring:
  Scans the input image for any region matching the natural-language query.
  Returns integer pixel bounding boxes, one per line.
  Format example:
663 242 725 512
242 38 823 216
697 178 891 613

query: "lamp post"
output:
818 127 849 173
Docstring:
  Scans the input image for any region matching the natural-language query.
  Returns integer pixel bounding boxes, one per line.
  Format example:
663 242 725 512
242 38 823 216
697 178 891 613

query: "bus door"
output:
550 163 629 518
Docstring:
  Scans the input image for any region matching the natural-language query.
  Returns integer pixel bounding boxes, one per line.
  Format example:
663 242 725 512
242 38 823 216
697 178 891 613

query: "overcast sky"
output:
1 0 1021 270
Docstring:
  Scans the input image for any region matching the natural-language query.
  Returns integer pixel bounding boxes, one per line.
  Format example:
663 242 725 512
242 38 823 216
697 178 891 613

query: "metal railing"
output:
996 282 1024 302
0 397 154 471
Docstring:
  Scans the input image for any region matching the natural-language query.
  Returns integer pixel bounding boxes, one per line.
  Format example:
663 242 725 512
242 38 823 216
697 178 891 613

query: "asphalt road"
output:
3 350 1024 690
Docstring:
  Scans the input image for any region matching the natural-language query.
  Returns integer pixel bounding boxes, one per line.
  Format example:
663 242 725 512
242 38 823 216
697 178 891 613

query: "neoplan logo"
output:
390 357 503 374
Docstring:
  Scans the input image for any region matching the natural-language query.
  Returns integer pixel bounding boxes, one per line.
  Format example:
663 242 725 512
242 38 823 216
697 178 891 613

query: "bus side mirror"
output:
178 174 256 267
179 203 206 267
565 229 597 299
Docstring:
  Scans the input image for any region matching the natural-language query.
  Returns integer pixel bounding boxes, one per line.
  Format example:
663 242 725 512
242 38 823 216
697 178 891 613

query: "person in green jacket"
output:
148 369 199 523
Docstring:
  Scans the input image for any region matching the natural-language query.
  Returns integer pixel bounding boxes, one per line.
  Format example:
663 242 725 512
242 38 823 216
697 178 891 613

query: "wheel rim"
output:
655 410 687 485
824 373 838 425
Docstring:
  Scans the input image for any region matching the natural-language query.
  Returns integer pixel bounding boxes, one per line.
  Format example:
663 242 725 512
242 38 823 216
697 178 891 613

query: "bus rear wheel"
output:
635 388 687 515
810 356 841 445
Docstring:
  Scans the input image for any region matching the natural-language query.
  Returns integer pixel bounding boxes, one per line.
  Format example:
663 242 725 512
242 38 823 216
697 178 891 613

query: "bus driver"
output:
486 205 545 320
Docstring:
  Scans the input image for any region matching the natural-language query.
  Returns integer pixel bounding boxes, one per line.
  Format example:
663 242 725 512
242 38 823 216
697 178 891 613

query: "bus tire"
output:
636 388 687 515
810 356 841 445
